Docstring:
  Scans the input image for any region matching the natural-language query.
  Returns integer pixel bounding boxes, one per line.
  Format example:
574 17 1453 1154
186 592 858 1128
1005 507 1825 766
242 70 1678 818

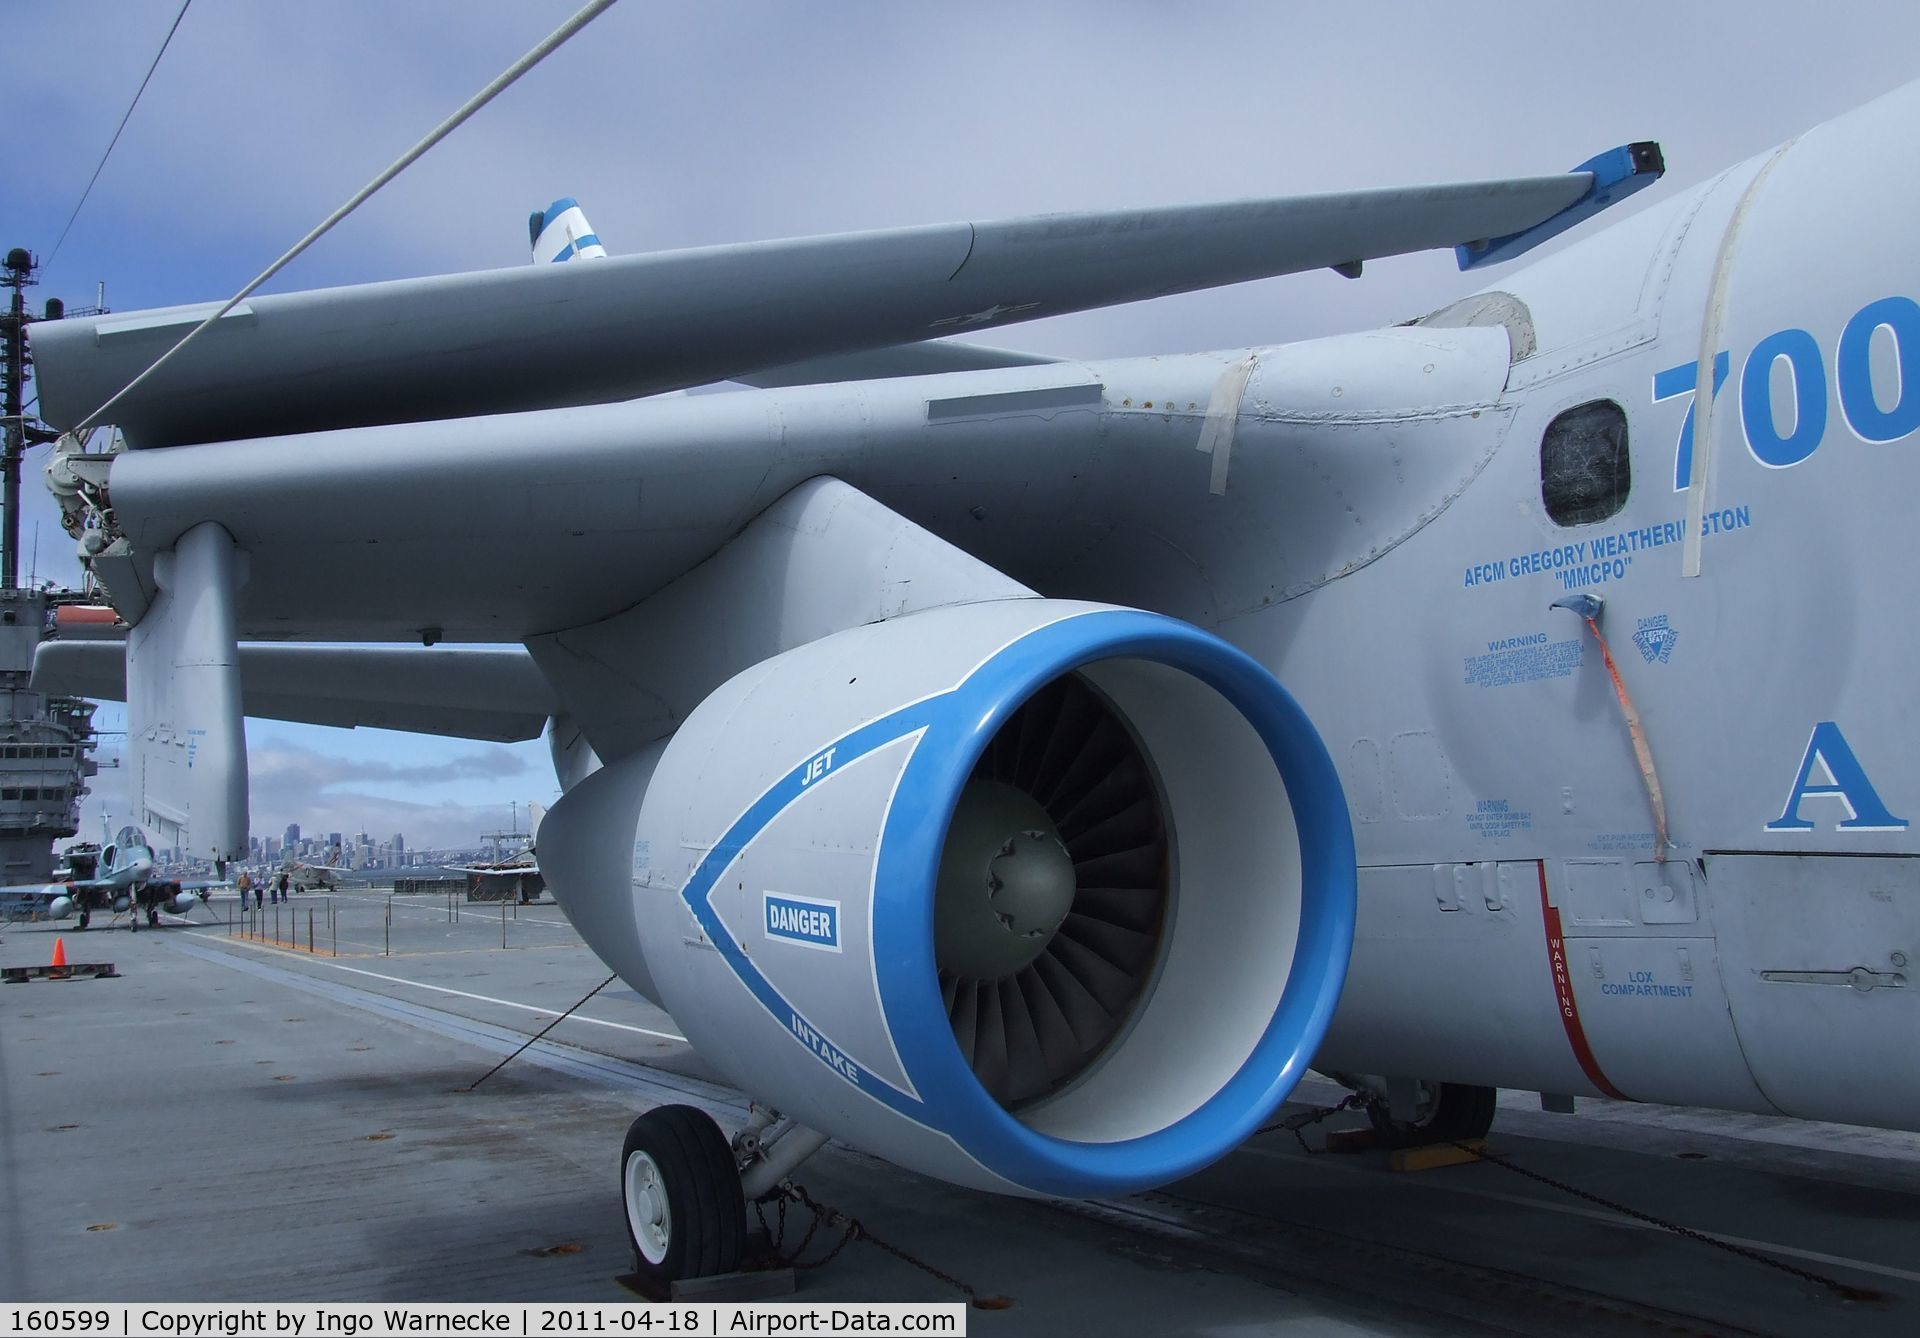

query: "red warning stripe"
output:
1536 860 1630 1101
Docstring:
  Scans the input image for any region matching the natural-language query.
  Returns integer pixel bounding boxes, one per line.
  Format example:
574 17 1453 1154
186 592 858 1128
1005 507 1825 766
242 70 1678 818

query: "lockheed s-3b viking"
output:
25 81 1920 1286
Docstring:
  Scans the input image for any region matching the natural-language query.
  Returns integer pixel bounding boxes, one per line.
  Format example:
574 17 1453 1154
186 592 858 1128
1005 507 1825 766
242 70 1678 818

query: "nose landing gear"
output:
1365 1080 1498 1147
619 1105 746 1286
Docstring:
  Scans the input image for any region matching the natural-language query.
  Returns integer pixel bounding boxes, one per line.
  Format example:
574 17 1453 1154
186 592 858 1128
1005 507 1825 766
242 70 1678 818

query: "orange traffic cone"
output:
50 938 67 969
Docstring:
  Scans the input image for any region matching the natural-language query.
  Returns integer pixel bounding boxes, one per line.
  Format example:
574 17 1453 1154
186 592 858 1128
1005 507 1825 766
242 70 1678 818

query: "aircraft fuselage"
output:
41 81 1920 1139
968 83 1920 1129
834 83 1920 1130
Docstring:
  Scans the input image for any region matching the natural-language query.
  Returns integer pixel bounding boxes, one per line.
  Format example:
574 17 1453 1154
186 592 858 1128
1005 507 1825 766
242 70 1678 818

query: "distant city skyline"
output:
153 812 533 875
246 826 419 871
75 701 553 856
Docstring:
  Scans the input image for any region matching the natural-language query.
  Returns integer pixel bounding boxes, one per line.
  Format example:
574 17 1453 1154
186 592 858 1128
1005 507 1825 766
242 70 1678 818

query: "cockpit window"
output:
1541 399 1630 526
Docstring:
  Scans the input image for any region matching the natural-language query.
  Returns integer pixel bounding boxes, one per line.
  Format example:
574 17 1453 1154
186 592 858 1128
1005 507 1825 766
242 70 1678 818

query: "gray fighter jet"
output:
1 825 218 929
25 80 1920 1287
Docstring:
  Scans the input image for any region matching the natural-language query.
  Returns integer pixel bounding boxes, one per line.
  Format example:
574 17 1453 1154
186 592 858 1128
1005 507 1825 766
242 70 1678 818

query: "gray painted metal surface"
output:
526 475 1035 759
74 333 1511 641
124 521 245 862
21 78 1920 1241
30 173 1589 447
35 642 557 741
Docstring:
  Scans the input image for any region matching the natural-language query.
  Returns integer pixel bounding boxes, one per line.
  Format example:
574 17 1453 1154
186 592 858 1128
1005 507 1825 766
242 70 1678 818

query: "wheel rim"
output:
1402 1081 1440 1129
623 1149 671 1265
1373 1080 1439 1131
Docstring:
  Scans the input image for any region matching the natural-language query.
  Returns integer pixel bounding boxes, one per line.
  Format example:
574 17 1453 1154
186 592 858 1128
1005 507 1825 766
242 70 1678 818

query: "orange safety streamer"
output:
1575 613 1670 861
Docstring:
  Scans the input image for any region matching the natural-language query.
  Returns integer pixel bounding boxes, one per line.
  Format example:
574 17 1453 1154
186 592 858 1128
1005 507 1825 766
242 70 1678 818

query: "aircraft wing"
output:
31 169 1609 447
0 876 119 924
733 340 1064 389
32 643 556 742
0 887 59 917
0 878 101 897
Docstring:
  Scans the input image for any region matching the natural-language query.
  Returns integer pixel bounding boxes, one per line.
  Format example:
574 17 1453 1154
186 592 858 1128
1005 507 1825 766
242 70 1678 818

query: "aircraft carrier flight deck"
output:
2 891 1914 1336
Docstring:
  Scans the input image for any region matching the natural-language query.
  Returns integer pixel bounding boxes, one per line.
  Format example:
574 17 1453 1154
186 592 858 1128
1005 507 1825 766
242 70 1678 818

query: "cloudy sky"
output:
4 1 1916 850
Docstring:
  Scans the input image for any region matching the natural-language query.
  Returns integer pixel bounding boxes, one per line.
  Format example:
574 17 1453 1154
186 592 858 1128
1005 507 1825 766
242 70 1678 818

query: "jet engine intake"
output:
542 600 1354 1198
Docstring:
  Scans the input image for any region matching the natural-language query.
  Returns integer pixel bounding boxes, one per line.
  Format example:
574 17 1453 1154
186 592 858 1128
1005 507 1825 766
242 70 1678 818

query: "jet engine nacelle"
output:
544 600 1354 1198
47 894 74 920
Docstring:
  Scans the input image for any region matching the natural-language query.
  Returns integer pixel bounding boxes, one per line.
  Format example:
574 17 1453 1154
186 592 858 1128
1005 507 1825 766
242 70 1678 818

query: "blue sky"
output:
6 1 1918 848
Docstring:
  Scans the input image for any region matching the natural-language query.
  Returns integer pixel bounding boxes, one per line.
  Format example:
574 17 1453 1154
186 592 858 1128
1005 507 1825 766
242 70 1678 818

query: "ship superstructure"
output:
0 249 105 884
0 587 97 882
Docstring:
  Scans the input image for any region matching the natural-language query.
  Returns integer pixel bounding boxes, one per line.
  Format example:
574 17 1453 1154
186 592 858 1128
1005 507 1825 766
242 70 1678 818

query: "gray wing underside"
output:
29 173 1590 447
734 340 1063 388
33 643 555 742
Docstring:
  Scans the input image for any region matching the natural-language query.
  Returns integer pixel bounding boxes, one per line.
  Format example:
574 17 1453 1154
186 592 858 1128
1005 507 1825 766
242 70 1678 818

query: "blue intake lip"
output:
681 608 1356 1196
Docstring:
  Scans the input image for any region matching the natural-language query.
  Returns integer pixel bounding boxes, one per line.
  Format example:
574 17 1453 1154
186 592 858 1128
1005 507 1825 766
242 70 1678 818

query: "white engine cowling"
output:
543 600 1354 1198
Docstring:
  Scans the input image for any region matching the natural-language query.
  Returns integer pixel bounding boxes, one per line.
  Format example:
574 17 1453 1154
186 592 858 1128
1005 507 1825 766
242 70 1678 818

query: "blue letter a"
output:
1765 721 1909 832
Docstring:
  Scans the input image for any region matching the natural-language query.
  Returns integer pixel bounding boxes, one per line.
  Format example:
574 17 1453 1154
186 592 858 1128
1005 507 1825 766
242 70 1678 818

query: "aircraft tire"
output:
77 910 90 930
620 1105 746 1284
1368 1082 1498 1147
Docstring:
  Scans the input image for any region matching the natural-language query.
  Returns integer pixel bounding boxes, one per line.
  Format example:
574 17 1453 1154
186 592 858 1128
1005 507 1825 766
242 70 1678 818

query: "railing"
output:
392 876 465 896
229 897 337 956
225 889 535 957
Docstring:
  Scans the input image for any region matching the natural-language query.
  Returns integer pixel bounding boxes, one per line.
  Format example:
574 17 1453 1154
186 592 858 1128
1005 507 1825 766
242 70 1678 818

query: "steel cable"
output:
71 0 621 437
45 1 194 270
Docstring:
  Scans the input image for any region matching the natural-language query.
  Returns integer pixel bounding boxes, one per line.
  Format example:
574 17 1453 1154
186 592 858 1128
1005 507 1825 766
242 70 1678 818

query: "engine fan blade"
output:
1053 758 1152 843
1061 793 1160 862
1031 949 1117 1050
941 671 1171 1108
1045 929 1144 1016
1070 842 1163 890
